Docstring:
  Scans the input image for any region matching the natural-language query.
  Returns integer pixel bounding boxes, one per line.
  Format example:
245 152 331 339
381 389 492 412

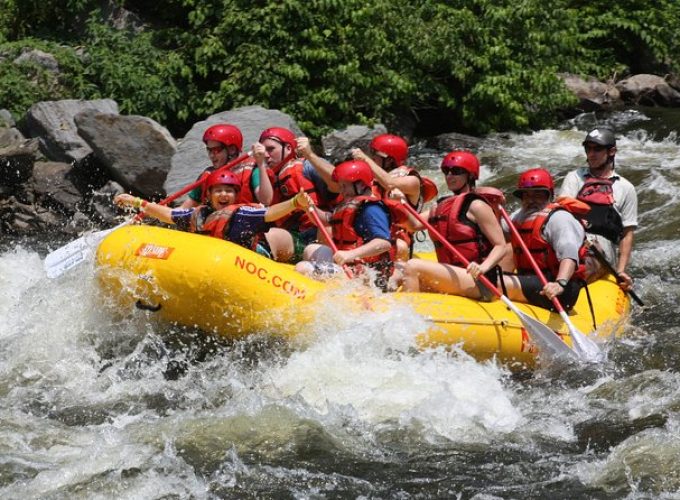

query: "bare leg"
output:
264 228 294 262
401 258 483 298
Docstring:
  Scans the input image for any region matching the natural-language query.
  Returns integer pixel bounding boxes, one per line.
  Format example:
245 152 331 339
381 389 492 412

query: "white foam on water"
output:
262 295 523 444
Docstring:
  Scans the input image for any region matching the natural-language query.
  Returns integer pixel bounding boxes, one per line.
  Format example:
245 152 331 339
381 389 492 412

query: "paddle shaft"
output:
588 243 644 306
498 206 569 314
307 205 353 278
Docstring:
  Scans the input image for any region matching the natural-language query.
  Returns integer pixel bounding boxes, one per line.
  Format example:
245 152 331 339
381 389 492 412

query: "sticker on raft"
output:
234 255 306 300
521 327 567 353
135 243 175 260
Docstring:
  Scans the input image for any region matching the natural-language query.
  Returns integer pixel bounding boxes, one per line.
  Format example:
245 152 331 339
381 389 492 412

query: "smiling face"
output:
208 184 238 210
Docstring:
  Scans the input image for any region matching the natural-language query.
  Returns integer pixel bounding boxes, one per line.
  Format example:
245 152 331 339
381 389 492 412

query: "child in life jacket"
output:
399 150 509 299
294 160 397 290
350 133 438 260
114 170 312 261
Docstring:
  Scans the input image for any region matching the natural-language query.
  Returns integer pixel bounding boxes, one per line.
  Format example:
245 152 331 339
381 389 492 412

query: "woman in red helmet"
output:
114 170 311 260
295 160 394 289
501 168 588 310
400 150 509 299
181 123 275 208
351 134 438 260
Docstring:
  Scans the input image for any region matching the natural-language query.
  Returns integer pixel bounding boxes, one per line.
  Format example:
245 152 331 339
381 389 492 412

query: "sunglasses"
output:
441 166 468 176
584 144 608 153
206 145 226 154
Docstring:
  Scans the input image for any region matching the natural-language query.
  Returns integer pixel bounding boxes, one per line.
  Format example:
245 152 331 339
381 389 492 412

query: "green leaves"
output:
0 0 678 137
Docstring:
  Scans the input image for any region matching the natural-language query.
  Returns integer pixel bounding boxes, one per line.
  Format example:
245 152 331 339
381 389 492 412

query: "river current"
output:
2 108 679 498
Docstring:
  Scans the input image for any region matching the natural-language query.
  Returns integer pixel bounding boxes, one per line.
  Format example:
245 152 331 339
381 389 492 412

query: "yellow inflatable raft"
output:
96 225 631 369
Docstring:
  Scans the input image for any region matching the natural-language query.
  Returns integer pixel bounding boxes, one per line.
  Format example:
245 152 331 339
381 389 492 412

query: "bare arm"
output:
252 142 274 205
114 194 175 224
352 148 420 204
296 137 340 192
468 200 509 275
333 238 392 266
615 227 635 290
264 192 312 222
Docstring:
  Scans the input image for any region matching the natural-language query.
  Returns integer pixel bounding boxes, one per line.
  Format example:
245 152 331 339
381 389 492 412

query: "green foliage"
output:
0 0 679 137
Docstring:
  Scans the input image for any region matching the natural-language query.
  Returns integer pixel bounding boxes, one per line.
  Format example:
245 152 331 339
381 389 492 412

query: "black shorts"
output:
517 275 584 311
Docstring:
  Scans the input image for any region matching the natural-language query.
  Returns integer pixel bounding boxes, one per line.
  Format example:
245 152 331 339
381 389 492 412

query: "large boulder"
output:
75 110 176 199
560 73 623 112
164 105 302 196
616 74 680 107
24 99 119 163
320 124 387 165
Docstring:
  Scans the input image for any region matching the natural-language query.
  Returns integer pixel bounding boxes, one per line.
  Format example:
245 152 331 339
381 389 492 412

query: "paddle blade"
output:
44 221 128 278
517 309 578 362
564 312 605 363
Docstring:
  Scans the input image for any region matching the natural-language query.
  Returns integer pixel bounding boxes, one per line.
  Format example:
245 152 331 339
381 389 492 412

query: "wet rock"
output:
429 132 484 152
75 110 175 199
560 73 623 112
0 136 40 186
321 124 387 164
165 105 301 196
32 161 82 215
88 180 125 224
24 98 119 163
616 74 680 107
575 413 668 452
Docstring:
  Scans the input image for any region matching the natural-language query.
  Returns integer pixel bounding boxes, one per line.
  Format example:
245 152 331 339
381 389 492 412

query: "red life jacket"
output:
511 203 587 281
329 195 395 279
272 159 320 232
428 193 492 266
189 203 261 249
576 175 624 243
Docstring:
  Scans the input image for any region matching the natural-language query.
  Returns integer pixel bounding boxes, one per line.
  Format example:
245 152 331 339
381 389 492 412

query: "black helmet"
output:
582 128 616 147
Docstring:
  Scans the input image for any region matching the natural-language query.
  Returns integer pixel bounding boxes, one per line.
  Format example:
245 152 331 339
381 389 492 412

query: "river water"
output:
2 108 679 498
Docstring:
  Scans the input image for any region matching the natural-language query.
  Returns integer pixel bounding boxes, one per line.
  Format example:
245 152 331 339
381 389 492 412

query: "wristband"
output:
556 278 568 288
133 197 143 209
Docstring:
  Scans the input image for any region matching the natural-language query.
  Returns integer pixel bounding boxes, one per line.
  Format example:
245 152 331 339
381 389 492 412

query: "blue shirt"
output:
303 160 340 205
355 202 391 242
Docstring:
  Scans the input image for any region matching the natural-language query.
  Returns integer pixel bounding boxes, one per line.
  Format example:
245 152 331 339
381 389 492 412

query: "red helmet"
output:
370 134 408 165
205 170 241 192
513 168 554 198
202 124 243 150
259 127 297 149
441 151 480 180
331 160 374 187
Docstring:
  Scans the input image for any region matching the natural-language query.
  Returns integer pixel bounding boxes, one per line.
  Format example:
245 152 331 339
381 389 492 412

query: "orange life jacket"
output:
428 193 492 266
511 203 587 280
189 203 261 249
576 175 624 243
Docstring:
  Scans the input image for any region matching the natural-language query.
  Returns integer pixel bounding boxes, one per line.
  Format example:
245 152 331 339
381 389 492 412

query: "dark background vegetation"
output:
1 0 678 138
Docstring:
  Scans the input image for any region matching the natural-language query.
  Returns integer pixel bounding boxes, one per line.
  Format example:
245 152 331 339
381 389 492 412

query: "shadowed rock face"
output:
75 110 176 199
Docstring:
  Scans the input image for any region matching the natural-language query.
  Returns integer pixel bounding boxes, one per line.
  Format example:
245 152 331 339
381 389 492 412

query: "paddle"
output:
588 243 644 306
400 200 580 363
497 205 604 362
44 152 251 278
306 202 353 278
